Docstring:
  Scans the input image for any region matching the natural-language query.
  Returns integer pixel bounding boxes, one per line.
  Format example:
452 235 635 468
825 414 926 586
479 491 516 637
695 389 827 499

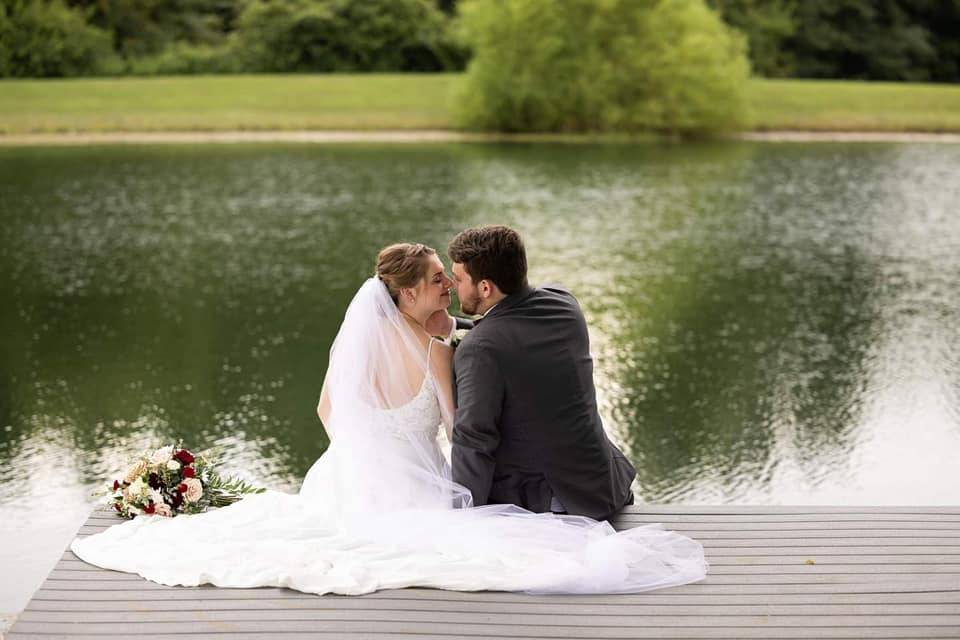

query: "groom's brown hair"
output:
448 225 528 294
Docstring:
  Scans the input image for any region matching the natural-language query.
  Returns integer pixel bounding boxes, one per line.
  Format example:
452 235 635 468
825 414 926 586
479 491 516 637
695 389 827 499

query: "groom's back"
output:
452 284 636 521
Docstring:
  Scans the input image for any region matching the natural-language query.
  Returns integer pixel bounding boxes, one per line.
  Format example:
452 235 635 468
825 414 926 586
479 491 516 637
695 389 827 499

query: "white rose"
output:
182 477 203 503
147 488 164 505
127 477 147 497
150 445 174 465
166 459 181 471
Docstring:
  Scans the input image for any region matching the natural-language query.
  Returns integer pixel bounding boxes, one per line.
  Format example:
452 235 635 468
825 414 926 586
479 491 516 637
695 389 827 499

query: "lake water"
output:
2 141 959 617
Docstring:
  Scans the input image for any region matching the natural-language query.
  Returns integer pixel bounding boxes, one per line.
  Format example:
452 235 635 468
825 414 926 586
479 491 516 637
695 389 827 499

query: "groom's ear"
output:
478 279 499 299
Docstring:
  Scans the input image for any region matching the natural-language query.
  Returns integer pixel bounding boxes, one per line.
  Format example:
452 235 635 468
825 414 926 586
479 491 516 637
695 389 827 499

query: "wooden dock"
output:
8 505 960 639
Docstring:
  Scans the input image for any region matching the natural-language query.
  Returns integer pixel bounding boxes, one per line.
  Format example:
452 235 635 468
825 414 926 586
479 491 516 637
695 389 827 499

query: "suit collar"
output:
477 284 534 322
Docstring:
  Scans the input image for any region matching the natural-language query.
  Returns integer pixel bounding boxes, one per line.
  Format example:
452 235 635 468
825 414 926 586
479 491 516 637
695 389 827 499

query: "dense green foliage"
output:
1 0 957 82
0 0 113 77
454 0 750 135
704 0 795 77
0 0 467 76
235 0 467 72
67 0 240 59
708 0 960 82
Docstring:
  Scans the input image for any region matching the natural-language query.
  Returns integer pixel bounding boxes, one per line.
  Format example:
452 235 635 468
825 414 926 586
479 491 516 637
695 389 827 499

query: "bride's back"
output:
370 316 433 409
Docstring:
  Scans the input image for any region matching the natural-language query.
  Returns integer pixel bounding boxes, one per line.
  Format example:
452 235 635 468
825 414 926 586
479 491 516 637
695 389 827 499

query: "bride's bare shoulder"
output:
430 339 453 365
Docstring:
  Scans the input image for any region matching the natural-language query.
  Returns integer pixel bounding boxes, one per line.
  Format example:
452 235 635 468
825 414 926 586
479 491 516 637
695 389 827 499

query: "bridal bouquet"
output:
98 440 265 518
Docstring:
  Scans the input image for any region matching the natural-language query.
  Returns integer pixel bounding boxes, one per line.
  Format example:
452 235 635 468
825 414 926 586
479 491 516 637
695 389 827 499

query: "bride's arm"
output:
429 340 456 442
316 375 332 431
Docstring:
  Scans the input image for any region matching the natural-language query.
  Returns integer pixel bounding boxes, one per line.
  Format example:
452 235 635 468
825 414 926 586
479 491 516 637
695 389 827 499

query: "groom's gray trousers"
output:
451 285 636 522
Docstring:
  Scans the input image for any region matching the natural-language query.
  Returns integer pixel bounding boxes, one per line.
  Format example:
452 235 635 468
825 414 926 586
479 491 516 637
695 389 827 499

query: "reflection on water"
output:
2 141 960 612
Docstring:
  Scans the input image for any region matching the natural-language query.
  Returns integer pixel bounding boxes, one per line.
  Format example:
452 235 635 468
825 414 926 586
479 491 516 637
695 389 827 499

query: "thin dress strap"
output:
425 337 434 379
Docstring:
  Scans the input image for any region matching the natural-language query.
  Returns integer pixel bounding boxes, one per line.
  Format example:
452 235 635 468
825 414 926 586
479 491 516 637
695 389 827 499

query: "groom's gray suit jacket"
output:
451 284 636 521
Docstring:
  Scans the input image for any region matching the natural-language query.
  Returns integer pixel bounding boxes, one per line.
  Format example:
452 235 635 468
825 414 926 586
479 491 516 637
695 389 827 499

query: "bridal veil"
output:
301 276 471 519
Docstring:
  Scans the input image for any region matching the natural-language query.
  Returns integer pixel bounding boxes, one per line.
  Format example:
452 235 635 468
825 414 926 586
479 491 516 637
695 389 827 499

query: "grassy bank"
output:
748 79 960 132
2 74 960 134
0 74 455 134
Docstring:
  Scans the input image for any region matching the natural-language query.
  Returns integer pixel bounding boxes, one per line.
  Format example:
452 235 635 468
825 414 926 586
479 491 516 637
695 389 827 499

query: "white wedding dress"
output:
71 278 708 595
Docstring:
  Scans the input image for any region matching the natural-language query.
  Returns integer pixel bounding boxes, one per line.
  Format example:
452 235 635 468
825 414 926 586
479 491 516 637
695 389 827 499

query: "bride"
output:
70 243 708 595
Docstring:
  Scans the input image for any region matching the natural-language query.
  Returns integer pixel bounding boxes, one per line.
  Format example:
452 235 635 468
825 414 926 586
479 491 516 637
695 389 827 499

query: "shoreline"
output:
2 129 960 146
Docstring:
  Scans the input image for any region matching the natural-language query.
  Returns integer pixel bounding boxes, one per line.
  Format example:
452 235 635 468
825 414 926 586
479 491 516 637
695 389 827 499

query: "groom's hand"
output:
425 309 455 340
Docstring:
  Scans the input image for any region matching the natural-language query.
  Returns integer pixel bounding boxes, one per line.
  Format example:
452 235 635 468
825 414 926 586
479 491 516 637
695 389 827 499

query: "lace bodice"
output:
375 338 442 439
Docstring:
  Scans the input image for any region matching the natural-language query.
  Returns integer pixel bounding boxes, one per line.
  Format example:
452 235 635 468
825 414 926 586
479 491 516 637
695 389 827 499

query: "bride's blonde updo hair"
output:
376 243 436 305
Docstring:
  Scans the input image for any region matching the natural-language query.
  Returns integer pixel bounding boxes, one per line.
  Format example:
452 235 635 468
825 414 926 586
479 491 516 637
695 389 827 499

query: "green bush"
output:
707 0 796 77
235 0 468 73
67 0 241 59
125 41 241 75
0 0 113 77
453 0 750 136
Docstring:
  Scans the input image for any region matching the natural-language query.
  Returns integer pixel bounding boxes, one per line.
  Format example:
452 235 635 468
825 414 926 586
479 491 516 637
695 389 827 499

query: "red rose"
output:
177 483 188 494
143 503 156 515
174 449 194 464
182 467 195 478
114 503 121 511
112 480 120 491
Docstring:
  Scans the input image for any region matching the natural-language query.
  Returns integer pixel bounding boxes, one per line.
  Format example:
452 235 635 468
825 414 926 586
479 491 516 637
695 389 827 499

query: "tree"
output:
707 0 796 77
236 0 467 73
0 0 113 77
64 0 242 58
454 0 750 135
787 0 936 81
902 0 960 82
709 0 960 82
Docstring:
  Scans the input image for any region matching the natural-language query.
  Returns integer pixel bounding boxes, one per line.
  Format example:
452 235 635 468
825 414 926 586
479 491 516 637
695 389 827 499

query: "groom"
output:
441 225 636 521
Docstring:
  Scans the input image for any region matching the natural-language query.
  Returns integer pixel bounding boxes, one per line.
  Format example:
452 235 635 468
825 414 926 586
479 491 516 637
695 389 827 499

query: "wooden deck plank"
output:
20 587 960 610
17 601 960 616
9 505 960 640
55 553 960 573
10 620 960 637
41 563 960 579
9 627 960 640
15 608 960 624
20 583 960 601
46 548 960 564
616 519 940 527
10 634 960 640
21 594 960 619
615 506 960 514
33 572 960 592
22 592 960 608
611 515 960 523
